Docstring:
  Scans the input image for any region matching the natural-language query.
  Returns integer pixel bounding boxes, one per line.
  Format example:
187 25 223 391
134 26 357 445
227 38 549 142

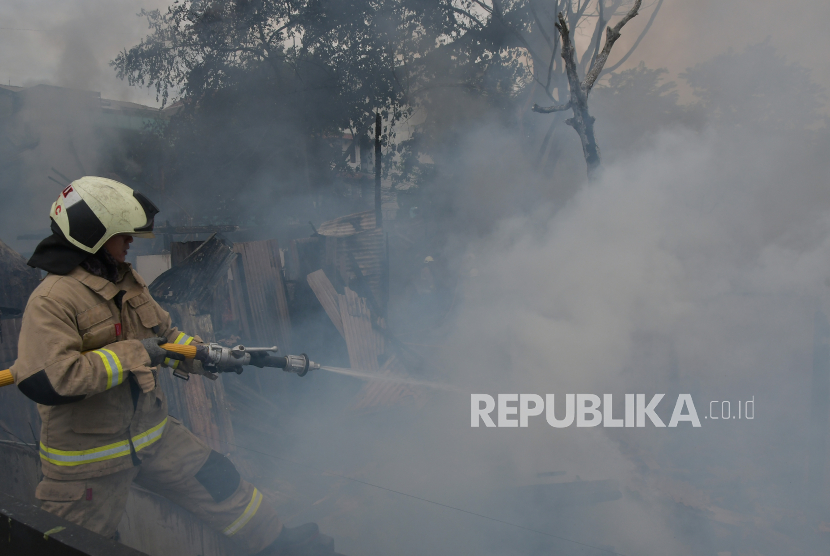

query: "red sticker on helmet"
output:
61 185 82 208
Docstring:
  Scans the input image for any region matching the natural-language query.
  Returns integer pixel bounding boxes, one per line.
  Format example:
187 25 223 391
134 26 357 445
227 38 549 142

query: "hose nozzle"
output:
285 354 319 376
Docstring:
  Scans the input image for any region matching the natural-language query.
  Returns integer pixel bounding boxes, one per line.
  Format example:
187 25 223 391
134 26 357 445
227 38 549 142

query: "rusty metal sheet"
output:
339 287 383 374
337 288 418 412
339 228 385 304
306 270 344 338
316 210 376 237
233 240 292 353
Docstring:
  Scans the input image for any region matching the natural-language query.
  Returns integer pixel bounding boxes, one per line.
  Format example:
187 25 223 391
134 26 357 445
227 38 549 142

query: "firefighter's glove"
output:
141 337 186 367
249 352 287 369
194 344 211 364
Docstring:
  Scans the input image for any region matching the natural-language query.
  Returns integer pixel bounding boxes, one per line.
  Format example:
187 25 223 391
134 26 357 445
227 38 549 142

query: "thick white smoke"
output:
291 123 830 556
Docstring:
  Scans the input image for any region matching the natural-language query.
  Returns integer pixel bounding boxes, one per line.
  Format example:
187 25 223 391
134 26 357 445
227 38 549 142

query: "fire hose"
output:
0 343 320 388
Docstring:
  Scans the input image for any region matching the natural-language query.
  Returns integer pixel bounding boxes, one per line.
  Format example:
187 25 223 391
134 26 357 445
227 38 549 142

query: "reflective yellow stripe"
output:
40 418 168 467
223 488 262 537
165 333 194 369
92 348 124 390
40 438 131 466
132 417 167 453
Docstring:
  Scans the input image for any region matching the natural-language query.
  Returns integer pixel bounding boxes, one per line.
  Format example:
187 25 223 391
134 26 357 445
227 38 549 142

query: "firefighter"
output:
12 177 334 556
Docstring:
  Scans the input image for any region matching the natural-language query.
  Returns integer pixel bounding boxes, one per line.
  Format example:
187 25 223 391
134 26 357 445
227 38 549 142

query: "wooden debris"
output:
339 287 383 375
337 287 419 413
306 270 344 338
171 240 204 266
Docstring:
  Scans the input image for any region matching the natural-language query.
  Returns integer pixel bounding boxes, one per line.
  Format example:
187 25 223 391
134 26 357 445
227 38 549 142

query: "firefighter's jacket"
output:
11 264 199 480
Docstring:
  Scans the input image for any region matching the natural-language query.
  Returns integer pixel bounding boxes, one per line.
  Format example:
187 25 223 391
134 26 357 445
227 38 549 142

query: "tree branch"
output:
444 5 488 30
583 0 606 75
554 11 584 107
531 101 572 113
582 0 641 93
601 0 663 76
470 0 544 64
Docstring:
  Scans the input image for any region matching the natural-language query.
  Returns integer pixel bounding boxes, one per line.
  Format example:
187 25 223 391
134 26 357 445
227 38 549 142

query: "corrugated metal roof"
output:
340 228 385 304
335 287 420 413
233 240 292 352
316 210 376 237
339 287 383 373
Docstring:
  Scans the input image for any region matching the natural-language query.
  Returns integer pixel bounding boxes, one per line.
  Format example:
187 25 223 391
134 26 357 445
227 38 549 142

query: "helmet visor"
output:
132 191 159 234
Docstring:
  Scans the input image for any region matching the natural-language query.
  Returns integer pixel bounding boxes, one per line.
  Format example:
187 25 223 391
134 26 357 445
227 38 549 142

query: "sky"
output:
0 0 170 104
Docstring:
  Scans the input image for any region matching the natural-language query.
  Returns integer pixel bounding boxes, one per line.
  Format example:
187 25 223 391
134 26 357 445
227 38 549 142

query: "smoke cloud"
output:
280 119 830 555
0 0 168 103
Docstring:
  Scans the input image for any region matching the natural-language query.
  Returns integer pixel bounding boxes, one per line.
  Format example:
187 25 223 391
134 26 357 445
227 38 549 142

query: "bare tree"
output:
532 0 643 178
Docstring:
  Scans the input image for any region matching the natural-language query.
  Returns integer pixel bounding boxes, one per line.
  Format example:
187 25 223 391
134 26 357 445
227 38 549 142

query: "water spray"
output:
317 365 463 392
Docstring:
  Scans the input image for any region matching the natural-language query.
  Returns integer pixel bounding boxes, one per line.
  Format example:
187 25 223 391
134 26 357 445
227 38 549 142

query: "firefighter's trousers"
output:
34 417 282 554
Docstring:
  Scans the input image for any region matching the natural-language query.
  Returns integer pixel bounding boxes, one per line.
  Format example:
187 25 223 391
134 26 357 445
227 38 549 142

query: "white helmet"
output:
51 176 159 254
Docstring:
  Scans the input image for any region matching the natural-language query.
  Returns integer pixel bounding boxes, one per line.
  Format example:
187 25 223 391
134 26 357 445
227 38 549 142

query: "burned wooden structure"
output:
287 210 425 413
287 210 388 311
147 234 294 455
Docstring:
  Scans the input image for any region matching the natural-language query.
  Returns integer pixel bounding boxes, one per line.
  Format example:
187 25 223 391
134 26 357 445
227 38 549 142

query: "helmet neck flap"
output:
27 220 92 275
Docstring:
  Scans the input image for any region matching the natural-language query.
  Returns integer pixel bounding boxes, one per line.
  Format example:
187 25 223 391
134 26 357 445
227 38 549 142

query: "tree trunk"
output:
532 1 642 180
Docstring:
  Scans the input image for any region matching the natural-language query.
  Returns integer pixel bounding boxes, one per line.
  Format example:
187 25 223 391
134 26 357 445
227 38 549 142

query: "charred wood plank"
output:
306 270 345 338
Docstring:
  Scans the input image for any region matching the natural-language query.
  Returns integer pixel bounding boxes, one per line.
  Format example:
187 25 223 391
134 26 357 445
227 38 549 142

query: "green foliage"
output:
111 0 540 221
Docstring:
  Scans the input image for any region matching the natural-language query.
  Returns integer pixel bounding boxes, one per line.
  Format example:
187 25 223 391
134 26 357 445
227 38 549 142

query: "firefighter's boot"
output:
257 523 335 556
